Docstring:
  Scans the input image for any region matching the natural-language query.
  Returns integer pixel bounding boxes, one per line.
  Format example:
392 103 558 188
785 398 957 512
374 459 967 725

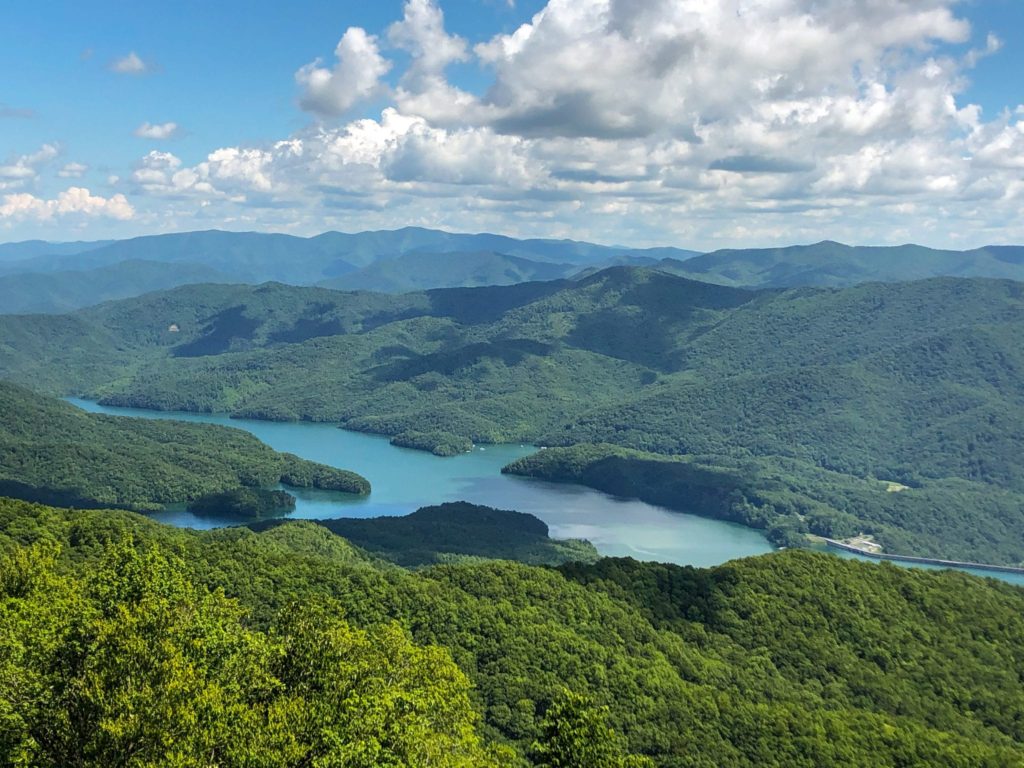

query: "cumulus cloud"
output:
110 51 149 74
385 0 477 124
0 187 134 221
470 0 971 141
0 144 59 190
134 121 180 140
296 28 391 117
389 0 467 80
83 0 1024 248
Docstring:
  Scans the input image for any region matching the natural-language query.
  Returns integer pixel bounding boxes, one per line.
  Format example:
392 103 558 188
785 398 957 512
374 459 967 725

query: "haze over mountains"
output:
2 227 1024 313
673 241 1024 288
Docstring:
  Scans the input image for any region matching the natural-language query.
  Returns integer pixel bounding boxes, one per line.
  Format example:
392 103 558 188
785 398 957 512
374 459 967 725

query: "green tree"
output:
0 539 502 768
531 689 652 768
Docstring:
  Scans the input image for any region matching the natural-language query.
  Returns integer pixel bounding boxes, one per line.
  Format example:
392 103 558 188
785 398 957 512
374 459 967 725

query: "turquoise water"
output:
67 399 773 567
65 399 1024 584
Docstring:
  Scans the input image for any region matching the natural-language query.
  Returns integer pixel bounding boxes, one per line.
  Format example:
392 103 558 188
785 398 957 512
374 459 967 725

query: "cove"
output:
67 398 773 567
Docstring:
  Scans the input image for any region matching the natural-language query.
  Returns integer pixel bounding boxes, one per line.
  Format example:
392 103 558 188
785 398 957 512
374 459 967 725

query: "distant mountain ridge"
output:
0 259 232 314
670 240 1024 288
0 238 115 262
4 228 1024 313
0 227 700 311
319 250 579 293
0 227 701 281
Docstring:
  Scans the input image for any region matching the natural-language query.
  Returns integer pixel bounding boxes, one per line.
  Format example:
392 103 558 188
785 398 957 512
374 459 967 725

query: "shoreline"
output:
823 538 1024 575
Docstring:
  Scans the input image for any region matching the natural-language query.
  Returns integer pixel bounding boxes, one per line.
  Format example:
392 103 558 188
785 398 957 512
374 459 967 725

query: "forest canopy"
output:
0 381 369 511
1 497 1023 767
1 270 1022 561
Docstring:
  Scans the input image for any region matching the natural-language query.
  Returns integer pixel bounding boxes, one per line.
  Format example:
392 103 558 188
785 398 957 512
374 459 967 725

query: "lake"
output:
66 399 1024 584
68 398 773 567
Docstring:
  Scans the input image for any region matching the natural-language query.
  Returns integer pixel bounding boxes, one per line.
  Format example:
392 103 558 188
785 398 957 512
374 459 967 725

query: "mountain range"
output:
3 227 1024 314
1 267 1022 564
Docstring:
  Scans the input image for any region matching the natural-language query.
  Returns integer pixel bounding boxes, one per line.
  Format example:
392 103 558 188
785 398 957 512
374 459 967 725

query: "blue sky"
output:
2 1 543 171
2 0 1023 249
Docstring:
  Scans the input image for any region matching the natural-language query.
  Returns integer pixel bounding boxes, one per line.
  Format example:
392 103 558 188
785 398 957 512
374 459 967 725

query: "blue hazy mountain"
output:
0 259 232 314
671 240 1024 287
5 229 1024 314
0 227 701 282
0 228 698 311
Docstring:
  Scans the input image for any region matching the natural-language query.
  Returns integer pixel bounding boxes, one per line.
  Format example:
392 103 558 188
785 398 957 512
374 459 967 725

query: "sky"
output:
1 0 1022 250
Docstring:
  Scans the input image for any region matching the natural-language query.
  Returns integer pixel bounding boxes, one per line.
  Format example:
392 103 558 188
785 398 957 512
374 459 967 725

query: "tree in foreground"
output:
0 540 503 767
531 688 653 768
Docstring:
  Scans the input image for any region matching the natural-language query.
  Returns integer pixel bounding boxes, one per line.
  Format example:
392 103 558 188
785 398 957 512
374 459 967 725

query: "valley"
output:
68 397 773 567
8 1 1024 763
2 267 1022 564
3 232 1024 767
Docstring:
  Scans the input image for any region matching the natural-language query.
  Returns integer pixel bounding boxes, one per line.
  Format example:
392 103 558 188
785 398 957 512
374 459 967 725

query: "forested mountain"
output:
0 259 231 313
669 240 1024 287
2 497 1023 766
0 228 698 314
6 230 1024 317
0 238 113 262
1 269 1022 562
0 382 368 510
320 250 578 293
0 228 699 281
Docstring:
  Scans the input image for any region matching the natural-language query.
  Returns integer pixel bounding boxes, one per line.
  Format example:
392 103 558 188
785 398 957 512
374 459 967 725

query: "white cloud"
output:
134 121 180 140
296 28 391 117
57 162 89 178
0 187 134 221
110 51 149 74
58 0 1024 248
385 124 534 186
470 0 971 140
389 0 467 82
0 144 59 190
387 0 478 125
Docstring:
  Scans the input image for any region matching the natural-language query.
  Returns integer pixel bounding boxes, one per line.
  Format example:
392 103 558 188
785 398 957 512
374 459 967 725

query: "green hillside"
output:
1 270 1023 562
2 497 1023 766
0 382 368 510
251 501 600 567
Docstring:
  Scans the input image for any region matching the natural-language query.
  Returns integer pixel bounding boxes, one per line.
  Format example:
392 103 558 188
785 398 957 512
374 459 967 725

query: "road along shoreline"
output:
824 539 1024 575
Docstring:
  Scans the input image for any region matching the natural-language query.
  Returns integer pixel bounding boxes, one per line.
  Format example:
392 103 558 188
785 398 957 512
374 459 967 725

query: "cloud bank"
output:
21 0 1024 247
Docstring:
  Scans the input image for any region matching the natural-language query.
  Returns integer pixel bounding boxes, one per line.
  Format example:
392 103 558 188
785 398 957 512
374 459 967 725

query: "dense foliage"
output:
0 382 369 510
188 487 296 521
2 497 1023 766
253 502 600 567
391 430 474 456
1 270 1023 562
0 541 506 767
